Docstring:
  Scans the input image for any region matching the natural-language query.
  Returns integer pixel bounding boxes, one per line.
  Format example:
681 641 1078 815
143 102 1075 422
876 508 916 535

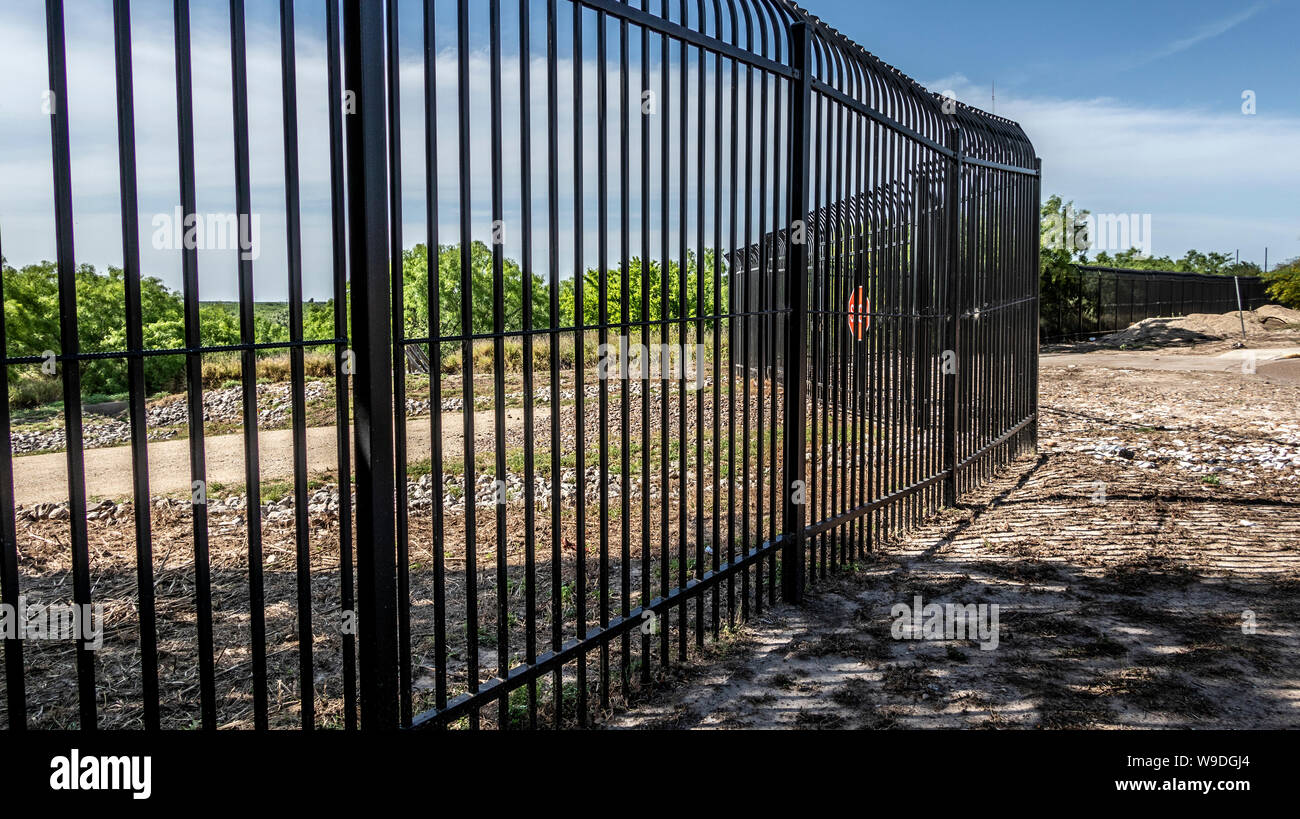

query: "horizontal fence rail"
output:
1043 265 1269 342
0 0 1038 731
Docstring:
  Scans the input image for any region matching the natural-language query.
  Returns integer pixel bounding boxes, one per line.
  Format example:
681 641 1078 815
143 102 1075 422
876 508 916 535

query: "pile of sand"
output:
1102 304 1300 346
1256 304 1300 326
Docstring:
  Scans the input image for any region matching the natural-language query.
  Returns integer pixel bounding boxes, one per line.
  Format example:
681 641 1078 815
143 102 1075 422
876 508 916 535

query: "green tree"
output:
1092 247 1249 276
400 241 548 341
1038 195 1092 337
1264 256 1300 308
1 259 192 393
559 250 727 329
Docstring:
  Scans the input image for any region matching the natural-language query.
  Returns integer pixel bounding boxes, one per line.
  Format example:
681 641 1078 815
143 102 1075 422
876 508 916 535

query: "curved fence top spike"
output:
597 0 1034 173
760 0 1035 166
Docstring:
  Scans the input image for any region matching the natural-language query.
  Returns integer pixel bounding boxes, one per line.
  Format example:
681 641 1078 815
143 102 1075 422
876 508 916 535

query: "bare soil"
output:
4 342 1297 729
605 352 1300 729
1043 305 1300 351
0 368 791 729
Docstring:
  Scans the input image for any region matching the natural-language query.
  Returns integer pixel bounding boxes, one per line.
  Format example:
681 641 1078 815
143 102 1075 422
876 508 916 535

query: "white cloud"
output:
933 74 1300 266
6 1 1294 308
0 1 789 301
1133 1 1271 68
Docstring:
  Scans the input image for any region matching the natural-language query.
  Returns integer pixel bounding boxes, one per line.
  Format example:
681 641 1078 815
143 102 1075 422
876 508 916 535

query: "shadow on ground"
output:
605 449 1300 729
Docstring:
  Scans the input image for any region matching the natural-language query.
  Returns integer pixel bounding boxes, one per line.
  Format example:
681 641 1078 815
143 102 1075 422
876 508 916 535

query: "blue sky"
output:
802 0 1298 116
1 0 1296 302
803 0 1300 267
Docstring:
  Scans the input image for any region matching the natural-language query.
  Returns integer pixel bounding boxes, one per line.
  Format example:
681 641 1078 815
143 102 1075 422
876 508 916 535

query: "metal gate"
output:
0 0 1038 731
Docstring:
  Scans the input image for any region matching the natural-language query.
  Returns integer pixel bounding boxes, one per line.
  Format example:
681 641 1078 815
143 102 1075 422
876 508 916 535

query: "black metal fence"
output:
1042 265 1269 342
0 0 1038 731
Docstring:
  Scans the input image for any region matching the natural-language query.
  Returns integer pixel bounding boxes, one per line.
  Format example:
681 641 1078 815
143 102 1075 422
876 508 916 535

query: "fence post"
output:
942 127 963 506
343 0 399 730
1233 275 1247 343
1031 157 1042 450
781 19 813 604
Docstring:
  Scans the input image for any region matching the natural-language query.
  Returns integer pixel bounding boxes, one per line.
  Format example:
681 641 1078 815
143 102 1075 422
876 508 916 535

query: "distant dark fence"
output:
1042 265 1269 342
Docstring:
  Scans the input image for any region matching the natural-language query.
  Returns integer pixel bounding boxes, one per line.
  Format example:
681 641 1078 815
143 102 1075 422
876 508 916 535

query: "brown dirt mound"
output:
1256 304 1300 326
1102 305 1300 346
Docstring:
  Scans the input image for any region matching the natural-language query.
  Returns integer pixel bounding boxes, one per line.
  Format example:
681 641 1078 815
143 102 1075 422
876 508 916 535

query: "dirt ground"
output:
6 408 532 507
605 345 1300 729
4 337 1297 729
0 371 790 729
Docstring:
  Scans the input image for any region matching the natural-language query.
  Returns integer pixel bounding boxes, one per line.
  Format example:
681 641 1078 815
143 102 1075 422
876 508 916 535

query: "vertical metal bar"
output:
781 20 812 603
518 0 538 729
808 53 824 580
172 0 216 730
1128 270 1134 330
927 145 941 513
906 106 919 532
280 0 314 731
617 9 632 698
572 0 589 726
852 76 867 559
385 0 413 729
658 0 672 663
0 227 25 728
676 5 689 660
420 0 446 717
709 1 723 635
343 0 399 730
638 0 653 684
942 126 962 507
868 100 882 551
767 44 784 603
595 5 611 713
976 163 984 480
489 0 510 729
693 2 706 650
738 15 753 620
1234 276 1247 342
111 0 159 730
44 0 97 730
960 160 974 492
894 98 907 526
325 0 357 731
753 31 768 614
228 0 268 729
546 0 563 728
1113 274 1119 334
884 93 896 535
454 0 480 730
847 68 862 558
832 61 842 572
724 6 739 624
833 56 846 569
992 167 1000 467
1030 158 1041 450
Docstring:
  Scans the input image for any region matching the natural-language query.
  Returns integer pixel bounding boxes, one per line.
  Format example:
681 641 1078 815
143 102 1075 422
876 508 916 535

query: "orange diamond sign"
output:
846 285 869 340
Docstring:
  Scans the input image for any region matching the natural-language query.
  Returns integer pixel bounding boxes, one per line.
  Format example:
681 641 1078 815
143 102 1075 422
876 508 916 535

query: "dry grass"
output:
200 352 337 388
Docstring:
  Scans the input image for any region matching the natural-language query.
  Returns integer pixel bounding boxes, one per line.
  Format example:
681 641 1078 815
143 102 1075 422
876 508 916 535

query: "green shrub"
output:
8 372 62 409
1264 259 1300 309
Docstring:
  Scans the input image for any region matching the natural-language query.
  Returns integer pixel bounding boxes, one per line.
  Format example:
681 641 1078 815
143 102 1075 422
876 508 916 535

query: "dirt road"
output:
607 352 1300 729
1041 345 1300 373
9 408 531 506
